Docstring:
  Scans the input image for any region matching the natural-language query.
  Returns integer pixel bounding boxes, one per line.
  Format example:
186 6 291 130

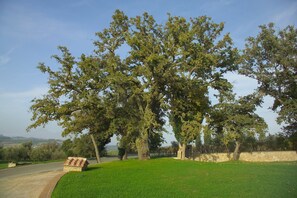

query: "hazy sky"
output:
0 0 296 144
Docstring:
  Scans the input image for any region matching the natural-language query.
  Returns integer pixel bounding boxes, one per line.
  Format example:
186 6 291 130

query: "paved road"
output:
0 162 64 179
0 157 119 178
0 157 119 198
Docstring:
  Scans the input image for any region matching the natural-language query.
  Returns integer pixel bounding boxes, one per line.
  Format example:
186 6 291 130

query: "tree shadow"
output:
86 166 101 172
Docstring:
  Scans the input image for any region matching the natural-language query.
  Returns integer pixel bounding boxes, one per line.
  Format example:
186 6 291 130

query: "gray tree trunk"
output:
90 134 101 163
123 149 128 160
233 140 241 161
177 143 186 160
136 133 150 160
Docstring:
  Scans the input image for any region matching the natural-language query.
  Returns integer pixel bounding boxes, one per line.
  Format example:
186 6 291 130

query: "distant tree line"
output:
0 141 65 162
27 10 296 161
196 132 297 154
0 134 111 162
150 132 297 158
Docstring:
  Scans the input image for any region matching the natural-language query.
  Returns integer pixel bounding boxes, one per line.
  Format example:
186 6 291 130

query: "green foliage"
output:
0 141 64 162
61 139 74 156
189 132 296 153
2 142 32 162
150 142 179 157
61 134 109 158
52 159 297 198
29 141 65 161
241 23 297 136
117 147 126 160
3 147 21 162
28 11 295 161
261 133 296 151
0 145 3 160
27 10 239 159
148 131 164 152
164 15 238 146
207 93 267 159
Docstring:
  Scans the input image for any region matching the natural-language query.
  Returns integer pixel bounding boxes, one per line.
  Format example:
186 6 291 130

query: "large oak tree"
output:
241 24 297 137
164 15 239 159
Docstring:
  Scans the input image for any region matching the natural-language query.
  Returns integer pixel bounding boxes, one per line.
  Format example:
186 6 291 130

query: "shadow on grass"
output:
17 162 33 166
86 166 101 172
150 155 175 159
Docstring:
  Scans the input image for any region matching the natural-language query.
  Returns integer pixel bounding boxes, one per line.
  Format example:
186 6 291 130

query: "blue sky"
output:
0 0 296 143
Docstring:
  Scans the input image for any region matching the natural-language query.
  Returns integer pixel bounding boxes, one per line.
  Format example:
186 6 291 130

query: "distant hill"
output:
0 134 63 147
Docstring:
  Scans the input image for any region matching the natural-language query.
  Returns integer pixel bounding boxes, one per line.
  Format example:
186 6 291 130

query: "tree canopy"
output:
241 23 297 136
209 93 267 160
27 11 296 161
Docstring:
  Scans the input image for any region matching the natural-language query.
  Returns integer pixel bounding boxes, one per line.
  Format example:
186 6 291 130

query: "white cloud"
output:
70 0 93 7
224 72 258 97
0 86 63 139
0 55 10 66
0 4 89 41
0 87 48 99
223 72 282 134
201 0 234 10
273 2 297 25
0 48 15 66
218 0 233 6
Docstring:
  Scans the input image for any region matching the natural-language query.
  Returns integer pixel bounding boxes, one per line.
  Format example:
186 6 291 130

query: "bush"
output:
29 141 65 161
62 135 108 158
3 147 19 162
2 143 31 162
51 150 66 160
29 147 51 161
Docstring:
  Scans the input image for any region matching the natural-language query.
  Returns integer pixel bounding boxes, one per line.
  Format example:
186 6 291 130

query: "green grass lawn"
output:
0 161 8 169
52 158 297 198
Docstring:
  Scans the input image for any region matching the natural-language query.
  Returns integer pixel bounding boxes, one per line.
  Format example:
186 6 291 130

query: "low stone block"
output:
8 162 16 168
63 157 89 172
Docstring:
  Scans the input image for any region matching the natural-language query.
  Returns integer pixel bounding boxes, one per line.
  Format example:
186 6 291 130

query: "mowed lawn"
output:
52 158 297 198
0 161 8 169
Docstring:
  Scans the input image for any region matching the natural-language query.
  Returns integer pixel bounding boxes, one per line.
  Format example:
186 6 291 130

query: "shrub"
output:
29 141 65 161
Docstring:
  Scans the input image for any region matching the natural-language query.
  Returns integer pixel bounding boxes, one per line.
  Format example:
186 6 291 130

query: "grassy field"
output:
0 161 8 169
52 158 297 198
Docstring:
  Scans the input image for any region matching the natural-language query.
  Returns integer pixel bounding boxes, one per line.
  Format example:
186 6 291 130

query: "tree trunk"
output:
90 134 101 163
123 149 128 160
177 143 186 160
233 140 241 161
136 133 150 160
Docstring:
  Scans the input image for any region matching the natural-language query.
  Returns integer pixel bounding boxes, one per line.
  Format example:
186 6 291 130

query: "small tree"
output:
210 93 267 160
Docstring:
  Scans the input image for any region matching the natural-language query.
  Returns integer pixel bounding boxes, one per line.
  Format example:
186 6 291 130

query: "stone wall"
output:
63 166 83 172
8 162 16 168
194 151 297 162
240 151 297 162
194 153 232 162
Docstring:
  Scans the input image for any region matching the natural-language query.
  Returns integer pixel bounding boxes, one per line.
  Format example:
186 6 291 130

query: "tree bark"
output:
177 143 186 160
123 149 128 160
136 134 150 160
233 140 241 161
90 134 101 163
